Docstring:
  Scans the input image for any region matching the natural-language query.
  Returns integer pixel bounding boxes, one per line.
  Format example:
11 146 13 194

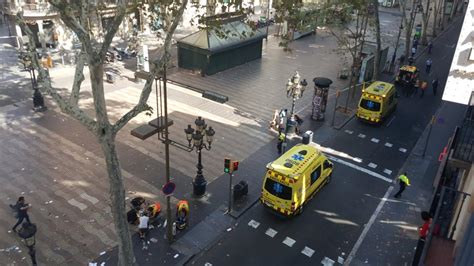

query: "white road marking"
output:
384 142 393 147
371 138 380 143
383 169 393 175
204 263 213 266
346 186 394 264
326 155 392 183
368 163 378 169
386 116 396 127
357 133 366 139
248 220 260 229
354 157 363 163
67 198 88 211
344 130 354 134
399 148 407 153
321 256 335 265
301 246 315 257
282 237 296 247
265 228 278 238
80 193 99 205
338 256 345 264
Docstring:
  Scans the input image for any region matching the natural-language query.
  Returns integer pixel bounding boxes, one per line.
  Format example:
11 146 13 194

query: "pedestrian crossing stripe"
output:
383 169 392 175
301 246 315 257
368 162 377 169
282 237 296 247
371 138 380 143
248 219 260 229
399 148 407 153
385 142 393 147
358 134 366 138
265 228 278 238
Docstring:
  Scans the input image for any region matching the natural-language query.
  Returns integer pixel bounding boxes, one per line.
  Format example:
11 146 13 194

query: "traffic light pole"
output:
228 172 233 212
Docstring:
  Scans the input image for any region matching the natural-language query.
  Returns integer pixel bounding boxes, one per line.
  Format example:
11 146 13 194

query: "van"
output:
260 144 333 216
356 81 397 124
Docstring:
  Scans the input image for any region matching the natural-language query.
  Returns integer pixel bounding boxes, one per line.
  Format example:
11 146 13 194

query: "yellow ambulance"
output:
260 144 333 216
356 81 397 124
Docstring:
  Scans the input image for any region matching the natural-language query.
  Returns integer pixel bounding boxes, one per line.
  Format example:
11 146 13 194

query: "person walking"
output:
412 79 420 96
394 172 411 198
420 80 428 98
432 78 439 95
411 46 417 57
413 38 419 49
425 58 432 74
428 41 433 54
12 196 31 232
408 56 414 66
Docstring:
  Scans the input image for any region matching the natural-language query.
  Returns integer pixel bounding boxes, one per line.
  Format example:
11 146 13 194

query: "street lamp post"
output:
18 223 37 265
184 117 215 197
283 71 307 152
21 55 47 112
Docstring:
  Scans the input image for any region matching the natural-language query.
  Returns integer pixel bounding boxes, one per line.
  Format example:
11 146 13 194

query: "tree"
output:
17 0 188 265
431 0 444 37
420 0 432 45
372 0 381 79
399 0 418 61
324 0 372 108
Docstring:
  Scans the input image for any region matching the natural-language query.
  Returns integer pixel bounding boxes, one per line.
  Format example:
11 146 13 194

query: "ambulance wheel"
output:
326 174 332 184
297 205 304 215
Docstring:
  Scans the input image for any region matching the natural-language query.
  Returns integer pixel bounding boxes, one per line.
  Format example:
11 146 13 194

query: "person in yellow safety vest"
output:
394 172 411 198
176 200 189 230
277 132 285 154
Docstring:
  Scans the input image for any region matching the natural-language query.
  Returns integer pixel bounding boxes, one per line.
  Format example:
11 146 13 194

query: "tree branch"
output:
48 0 94 55
17 12 97 133
112 0 189 133
99 0 127 61
69 48 86 106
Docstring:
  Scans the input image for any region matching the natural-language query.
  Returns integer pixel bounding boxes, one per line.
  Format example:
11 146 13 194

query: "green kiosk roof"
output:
177 21 267 54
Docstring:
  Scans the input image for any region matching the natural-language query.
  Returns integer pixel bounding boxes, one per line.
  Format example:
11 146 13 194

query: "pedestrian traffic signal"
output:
224 158 232 173
232 161 239 172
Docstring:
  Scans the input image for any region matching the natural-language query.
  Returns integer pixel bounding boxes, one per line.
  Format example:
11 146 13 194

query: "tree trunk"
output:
432 0 440 36
403 0 417 60
89 63 134 265
100 133 136 266
421 0 431 45
372 0 381 79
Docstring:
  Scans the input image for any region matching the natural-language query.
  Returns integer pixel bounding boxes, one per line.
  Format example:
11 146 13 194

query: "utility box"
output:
233 180 248 200
302 130 313 144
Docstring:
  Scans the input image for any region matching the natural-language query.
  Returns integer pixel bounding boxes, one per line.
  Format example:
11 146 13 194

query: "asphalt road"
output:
187 14 462 266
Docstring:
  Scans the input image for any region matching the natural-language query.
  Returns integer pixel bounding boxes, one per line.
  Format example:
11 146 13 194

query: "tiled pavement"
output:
0 76 276 264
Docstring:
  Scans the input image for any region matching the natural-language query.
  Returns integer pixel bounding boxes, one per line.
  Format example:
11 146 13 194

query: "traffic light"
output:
224 158 232 173
232 161 239 172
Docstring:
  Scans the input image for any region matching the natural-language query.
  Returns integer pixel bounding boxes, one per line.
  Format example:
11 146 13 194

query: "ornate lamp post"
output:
18 223 37 265
184 116 215 197
282 71 307 152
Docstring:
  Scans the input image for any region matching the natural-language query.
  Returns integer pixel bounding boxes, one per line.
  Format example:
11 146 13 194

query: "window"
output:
360 99 381 112
311 165 321 185
264 179 292 200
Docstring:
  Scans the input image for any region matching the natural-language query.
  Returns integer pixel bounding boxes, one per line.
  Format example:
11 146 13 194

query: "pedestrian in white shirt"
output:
138 211 149 240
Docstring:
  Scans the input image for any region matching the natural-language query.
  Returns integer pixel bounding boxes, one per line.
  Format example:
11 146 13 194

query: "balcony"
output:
2 1 57 19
